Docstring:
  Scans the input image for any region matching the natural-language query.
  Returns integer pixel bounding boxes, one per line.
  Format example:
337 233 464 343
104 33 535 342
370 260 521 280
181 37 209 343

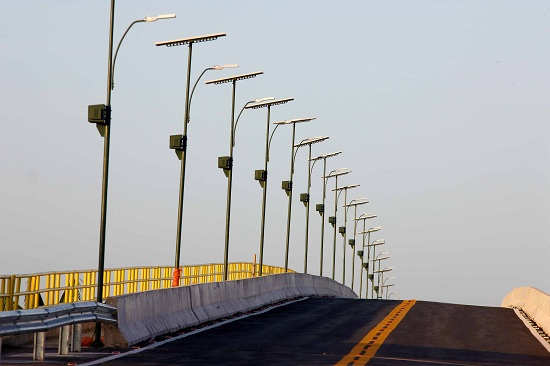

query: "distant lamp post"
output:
294 136 330 273
367 239 386 299
87 8 175 347
332 185 360 285
383 276 396 299
310 151 342 277
374 266 394 299
155 32 226 286
387 292 399 300
271 118 317 272
357 226 381 298
245 98 294 276
323 168 351 280
343 198 369 291
205 72 264 281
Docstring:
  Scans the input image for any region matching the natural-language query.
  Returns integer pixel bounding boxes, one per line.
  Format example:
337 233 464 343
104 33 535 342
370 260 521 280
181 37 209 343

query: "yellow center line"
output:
335 299 417 366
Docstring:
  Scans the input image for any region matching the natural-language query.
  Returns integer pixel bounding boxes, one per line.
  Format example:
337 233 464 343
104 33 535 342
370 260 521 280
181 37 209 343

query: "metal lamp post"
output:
323 168 351 280
332 185 360 285
357 225 380 298
205 72 265 281
87 8 175 346
155 32 226 286
245 98 294 276
294 136 330 273
383 276 396 299
343 198 369 291
270 118 317 272
374 266 394 299
310 152 341 276
367 238 386 299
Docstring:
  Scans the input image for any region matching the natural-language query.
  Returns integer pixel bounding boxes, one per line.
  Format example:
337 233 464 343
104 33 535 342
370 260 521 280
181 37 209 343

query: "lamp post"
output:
387 292 399 300
87 7 175 347
374 266 394 299
205 72 264 281
332 184 360 285
294 136 330 273
155 32 226 286
271 118 317 272
383 276 396 299
367 239 386 299
343 198 369 291
323 168 351 280
310 151 341 277
357 226 381 298
245 98 294 276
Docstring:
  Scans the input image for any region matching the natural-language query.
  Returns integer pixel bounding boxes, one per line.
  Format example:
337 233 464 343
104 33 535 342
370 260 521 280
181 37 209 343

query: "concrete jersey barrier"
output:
502 286 550 336
105 273 356 346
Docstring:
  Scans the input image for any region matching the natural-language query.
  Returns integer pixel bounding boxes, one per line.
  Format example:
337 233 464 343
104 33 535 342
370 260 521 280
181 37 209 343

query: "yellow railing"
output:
0 263 291 311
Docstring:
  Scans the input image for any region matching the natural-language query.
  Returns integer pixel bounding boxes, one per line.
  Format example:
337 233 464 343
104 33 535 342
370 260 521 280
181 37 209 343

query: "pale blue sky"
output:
1 1 549 306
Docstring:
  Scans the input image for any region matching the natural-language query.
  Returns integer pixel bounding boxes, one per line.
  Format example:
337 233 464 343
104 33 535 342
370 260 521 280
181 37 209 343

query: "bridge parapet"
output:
105 273 356 346
502 287 550 336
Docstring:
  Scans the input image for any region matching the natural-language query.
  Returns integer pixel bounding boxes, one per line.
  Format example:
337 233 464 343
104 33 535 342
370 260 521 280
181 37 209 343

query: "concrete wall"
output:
502 287 550 336
105 273 356 346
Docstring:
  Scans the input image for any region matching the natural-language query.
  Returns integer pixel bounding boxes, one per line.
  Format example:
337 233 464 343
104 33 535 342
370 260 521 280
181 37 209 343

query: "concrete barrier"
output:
105 273 356 346
501 287 550 336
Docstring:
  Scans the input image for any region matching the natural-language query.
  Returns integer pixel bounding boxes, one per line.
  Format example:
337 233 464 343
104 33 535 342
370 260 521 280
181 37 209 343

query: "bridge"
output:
1 266 549 365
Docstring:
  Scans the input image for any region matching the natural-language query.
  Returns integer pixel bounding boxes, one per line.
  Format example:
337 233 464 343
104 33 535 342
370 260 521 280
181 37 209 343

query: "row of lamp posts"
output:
87 4 396 345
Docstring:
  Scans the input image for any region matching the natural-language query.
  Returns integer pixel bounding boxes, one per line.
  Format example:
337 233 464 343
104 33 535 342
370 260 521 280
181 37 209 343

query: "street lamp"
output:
294 136 330 273
332 184 360 285
271 118 317 272
374 266 394 299
323 168 351 280
383 276 396 299
310 151 341 277
367 239 386 299
344 198 369 291
205 72 264 281
187 64 239 122
87 8 175 346
155 32 226 286
245 98 294 276
111 14 177 90
357 225 381 298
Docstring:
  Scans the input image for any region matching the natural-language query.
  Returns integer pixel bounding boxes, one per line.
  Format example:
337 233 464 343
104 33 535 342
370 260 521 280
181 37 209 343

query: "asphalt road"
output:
2 297 549 365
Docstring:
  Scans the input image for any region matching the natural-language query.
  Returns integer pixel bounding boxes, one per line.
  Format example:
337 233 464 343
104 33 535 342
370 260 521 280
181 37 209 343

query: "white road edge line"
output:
513 308 550 353
79 296 310 366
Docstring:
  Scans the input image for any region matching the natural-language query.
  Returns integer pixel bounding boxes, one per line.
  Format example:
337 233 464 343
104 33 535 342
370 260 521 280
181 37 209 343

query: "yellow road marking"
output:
335 299 417 366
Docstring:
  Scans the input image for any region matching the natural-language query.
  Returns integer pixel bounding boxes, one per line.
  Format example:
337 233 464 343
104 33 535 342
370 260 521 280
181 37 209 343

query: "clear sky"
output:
1 0 549 306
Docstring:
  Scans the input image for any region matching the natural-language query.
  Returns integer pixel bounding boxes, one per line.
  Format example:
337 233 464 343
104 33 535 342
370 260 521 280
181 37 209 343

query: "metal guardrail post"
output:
59 325 70 355
33 332 45 361
72 324 82 352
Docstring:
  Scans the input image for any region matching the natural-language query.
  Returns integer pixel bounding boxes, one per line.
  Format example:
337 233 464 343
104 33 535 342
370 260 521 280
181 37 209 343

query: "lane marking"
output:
335 299 416 366
79 297 310 366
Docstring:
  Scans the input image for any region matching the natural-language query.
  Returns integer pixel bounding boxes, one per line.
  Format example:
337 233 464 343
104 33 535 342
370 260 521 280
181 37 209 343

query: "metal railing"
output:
0 301 117 337
0 262 291 311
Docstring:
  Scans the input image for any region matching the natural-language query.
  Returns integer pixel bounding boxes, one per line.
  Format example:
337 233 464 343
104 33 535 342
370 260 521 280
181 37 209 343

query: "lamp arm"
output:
233 101 253 147
188 67 214 123
111 19 145 90
267 123 281 162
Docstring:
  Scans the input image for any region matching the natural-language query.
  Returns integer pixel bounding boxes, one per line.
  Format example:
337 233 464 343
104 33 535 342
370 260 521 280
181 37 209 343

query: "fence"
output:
0 262 291 311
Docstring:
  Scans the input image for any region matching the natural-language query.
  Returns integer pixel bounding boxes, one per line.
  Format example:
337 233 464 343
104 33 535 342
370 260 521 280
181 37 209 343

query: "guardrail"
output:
0 301 116 337
1 262 291 311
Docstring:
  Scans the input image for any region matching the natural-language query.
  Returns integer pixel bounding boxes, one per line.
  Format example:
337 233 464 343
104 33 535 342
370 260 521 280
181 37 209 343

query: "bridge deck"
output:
1 298 548 365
